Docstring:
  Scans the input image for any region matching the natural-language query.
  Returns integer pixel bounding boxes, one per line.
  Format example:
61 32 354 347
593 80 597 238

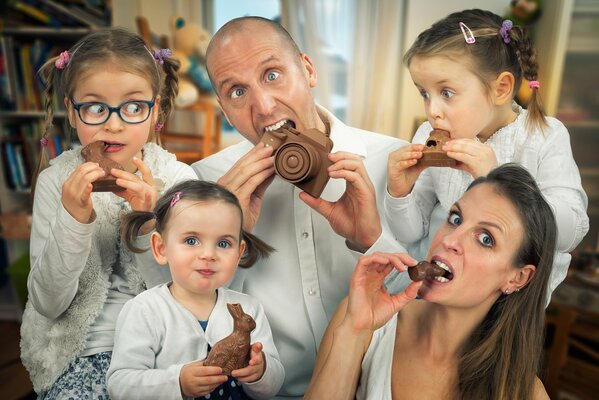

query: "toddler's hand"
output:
231 342 266 383
61 162 106 223
387 144 427 198
111 157 158 212
443 139 498 178
179 361 228 397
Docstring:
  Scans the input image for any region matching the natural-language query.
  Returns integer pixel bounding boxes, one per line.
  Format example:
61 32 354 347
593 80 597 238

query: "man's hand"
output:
300 152 381 252
217 143 275 231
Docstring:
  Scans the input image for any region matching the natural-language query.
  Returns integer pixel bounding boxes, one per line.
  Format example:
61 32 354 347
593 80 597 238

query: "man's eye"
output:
448 212 462 226
231 88 245 99
266 71 279 81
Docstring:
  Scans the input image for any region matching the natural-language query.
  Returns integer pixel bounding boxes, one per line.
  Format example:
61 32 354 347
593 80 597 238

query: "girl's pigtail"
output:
31 56 60 195
239 230 275 268
511 26 548 131
121 211 156 253
155 56 180 142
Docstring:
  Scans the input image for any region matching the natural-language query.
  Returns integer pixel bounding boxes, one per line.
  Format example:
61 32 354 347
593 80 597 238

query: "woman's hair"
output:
33 27 180 189
121 180 274 268
404 9 547 132
456 163 556 400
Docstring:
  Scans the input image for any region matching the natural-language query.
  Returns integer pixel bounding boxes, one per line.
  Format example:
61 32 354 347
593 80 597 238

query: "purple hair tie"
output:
500 20 513 44
40 137 49 147
155 122 164 132
170 191 182 208
55 51 70 69
528 80 540 89
153 49 172 65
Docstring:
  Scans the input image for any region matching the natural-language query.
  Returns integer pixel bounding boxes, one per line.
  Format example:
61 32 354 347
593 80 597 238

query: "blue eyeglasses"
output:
70 99 156 125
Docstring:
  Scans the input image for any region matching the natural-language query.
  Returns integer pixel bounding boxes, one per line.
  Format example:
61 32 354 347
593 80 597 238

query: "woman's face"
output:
421 183 525 308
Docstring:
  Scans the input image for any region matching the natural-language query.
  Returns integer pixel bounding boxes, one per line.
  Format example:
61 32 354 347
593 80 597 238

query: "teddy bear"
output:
169 16 214 108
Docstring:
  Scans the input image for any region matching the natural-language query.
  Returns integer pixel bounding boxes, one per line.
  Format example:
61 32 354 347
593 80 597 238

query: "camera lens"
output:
274 142 320 183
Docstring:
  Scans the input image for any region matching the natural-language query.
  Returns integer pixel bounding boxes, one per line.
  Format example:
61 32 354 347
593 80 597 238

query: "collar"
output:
316 105 368 159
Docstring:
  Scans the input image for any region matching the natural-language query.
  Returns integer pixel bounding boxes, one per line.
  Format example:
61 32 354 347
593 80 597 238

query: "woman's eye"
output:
217 240 231 249
441 89 454 98
448 211 462 226
185 237 199 246
231 88 245 99
266 71 279 82
477 232 494 248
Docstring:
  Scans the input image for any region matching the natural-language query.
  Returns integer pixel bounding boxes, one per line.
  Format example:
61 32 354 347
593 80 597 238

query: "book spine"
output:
14 144 29 188
4 142 23 190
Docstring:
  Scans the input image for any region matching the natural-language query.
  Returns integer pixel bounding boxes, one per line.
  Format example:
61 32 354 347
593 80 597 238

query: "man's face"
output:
207 26 325 144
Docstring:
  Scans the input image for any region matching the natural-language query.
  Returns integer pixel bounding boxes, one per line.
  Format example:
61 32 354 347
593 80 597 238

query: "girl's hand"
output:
111 157 158 212
232 342 266 383
443 138 498 179
344 252 422 334
387 144 427 198
61 162 106 224
179 362 228 398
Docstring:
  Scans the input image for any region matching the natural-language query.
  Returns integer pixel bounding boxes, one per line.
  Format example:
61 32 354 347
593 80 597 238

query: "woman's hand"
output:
443 138 498 179
232 342 266 383
111 157 158 212
387 144 427 198
179 362 228 398
345 252 422 334
61 162 106 223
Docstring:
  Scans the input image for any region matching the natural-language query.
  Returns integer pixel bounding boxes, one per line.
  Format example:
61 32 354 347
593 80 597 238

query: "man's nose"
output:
252 89 277 116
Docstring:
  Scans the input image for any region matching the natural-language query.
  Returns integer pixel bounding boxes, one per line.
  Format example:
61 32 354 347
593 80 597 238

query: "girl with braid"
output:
384 9 588 304
20 27 197 398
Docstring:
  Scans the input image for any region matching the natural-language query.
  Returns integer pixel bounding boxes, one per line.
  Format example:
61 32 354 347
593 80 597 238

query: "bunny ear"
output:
227 303 243 318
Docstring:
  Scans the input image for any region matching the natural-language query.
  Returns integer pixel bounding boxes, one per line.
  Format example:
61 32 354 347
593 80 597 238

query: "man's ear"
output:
150 231 168 265
508 264 536 292
64 97 76 128
493 71 516 106
216 97 234 128
300 53 317 88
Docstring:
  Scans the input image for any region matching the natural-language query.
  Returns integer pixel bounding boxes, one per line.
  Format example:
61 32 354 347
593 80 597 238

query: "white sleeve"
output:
27 170 94 319
241 300 285 399
107 299 186 400
535 123 589 252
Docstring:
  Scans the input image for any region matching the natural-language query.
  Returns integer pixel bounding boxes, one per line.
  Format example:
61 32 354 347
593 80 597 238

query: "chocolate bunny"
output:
81 141 124 192
204 303 257 375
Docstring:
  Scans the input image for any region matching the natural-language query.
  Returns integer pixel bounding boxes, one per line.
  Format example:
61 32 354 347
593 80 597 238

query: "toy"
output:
203 303 256 375
169 16 214 107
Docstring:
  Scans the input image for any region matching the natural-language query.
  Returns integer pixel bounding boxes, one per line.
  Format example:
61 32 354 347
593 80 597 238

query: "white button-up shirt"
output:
193 106 407 398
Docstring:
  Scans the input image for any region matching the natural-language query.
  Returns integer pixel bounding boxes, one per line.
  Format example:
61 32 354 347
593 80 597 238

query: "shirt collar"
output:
316 105 368 158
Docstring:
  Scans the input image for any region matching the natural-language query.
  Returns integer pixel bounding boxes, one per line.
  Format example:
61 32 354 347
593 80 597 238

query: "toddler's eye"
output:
87 103 107 115
447 211 462 226
185 237 199 246
441 89 454 99
217 240 231 249
122 102 143 114
266 71 279 82
419 90 430 100
477 232 494 248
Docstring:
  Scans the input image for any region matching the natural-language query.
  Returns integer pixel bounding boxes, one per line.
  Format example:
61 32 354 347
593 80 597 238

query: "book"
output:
12 1 60 27
4 142 23 190
14 144 29 188
1 36 18 110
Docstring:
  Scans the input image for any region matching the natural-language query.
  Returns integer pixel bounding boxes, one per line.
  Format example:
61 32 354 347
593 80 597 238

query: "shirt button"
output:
302 231 309 239
308 288 316 296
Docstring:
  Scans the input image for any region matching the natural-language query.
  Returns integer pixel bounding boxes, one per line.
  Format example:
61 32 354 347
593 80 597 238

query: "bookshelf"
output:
0 1 111 318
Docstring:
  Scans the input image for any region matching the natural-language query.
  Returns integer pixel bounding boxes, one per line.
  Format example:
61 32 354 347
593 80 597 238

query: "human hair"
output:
205 16 302 90
33 27 180 190
121 180 274 268
404 9 547 132
456 163 556 400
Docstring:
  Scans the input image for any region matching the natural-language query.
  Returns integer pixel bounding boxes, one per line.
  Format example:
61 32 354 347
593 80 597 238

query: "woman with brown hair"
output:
306 163 554 399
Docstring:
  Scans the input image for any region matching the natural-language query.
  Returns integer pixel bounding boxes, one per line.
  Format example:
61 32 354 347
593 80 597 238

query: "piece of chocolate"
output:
408 261 447 282
204 303 256 375
419 129 457 167
81 141 125 192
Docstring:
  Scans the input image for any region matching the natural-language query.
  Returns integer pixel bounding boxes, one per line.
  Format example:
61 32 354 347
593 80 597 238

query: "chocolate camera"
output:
260 126 334 197
419 129 457 167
